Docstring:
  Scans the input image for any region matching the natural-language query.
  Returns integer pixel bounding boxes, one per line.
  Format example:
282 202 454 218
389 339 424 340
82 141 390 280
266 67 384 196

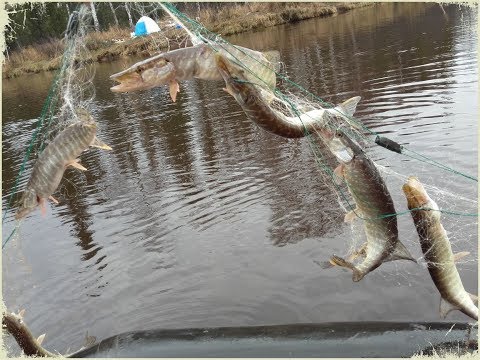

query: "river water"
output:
2 3 478 354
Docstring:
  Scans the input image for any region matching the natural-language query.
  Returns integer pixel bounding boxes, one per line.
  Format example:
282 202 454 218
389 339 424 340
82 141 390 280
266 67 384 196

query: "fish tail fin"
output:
384 240 417 263
330 255 364 282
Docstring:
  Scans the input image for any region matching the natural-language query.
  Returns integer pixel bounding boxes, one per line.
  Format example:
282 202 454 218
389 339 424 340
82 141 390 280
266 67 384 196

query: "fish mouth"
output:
320 129 354 163
110 56 174 93
402 176 430 209
110 70 145 92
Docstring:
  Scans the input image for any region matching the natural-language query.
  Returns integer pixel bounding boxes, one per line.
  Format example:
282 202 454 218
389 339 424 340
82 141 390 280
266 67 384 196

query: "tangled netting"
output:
122 2 478 278
4 3 478 281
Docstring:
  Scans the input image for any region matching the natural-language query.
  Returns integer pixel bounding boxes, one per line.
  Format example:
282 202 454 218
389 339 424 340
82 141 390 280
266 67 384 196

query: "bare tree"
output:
125 2 133 28
109 2 119 26
90 2 100 31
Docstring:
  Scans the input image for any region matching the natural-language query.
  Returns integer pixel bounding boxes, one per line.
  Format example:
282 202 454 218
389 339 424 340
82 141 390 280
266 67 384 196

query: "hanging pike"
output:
323 130 416 281
402 176 478 321
15 109 112 220
109 43 278 102
215 53 361 138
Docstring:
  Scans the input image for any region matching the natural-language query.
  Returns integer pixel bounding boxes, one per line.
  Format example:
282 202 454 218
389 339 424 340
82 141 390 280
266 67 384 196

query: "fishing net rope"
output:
3 4 478 278
147 2 478 271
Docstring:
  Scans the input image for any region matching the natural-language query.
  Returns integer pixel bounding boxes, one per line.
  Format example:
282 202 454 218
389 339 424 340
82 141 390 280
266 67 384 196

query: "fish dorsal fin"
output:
439 297 460 318
337 96 361 117
453 251 470 262
91 137 112 151
383 240 416 263
469 293 478 304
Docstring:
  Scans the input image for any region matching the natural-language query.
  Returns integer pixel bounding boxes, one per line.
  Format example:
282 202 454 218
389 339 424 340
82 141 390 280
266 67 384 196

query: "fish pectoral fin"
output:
330 255 354 269
330 255 363 282
91 137 112 150
222 87 235 97
314 259 337 269
453 251 470 262
39 198 47 217
439 297 460 318
468 293 478 304
169 80 180 102
48 195 59 204
344 209 359 223
383 240 416 263
67 159 87 171
37 334 46 345
333 164 345 185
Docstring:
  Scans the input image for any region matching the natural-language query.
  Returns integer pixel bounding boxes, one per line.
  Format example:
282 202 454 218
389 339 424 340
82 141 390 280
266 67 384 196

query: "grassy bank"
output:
3 2 372 79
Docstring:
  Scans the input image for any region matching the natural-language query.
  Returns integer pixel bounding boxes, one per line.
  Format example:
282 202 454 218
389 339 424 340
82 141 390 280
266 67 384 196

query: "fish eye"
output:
136 67 143 74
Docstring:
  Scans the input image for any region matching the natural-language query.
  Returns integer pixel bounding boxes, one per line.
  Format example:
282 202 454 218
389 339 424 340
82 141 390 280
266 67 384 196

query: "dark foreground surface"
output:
73 322 477 358
2 2 478 355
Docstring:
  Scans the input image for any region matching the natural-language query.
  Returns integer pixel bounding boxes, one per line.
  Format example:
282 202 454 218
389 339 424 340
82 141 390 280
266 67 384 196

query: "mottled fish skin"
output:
215 54 361 139
110 43 276 94
327 131 415 281
402 176 478 321
15 120 108 220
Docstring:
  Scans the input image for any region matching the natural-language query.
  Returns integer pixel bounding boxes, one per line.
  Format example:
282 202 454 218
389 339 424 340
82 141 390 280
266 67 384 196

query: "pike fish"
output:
15 110 112 220
215 53 361 138
110 43 277 102
3 309 56 357
325 130 416 281
402 176 478 321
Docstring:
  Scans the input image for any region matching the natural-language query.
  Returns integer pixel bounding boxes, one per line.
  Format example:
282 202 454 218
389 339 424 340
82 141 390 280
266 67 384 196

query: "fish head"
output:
15 189 39 220
402 177 440 219
215 53 251 101
321 129 360 163
110 55 175 92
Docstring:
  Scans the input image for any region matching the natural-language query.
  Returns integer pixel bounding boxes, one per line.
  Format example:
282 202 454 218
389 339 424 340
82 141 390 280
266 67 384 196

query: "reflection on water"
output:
2 3 478 354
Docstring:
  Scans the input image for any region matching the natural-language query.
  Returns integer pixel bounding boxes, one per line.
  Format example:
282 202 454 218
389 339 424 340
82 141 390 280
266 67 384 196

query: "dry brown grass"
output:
3 3 372 79
195 2 371 36
3 39 64 76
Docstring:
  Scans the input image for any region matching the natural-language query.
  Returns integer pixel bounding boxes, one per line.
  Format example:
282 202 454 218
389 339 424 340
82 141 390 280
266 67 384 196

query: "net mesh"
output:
135 2 478 277
4 3 478 279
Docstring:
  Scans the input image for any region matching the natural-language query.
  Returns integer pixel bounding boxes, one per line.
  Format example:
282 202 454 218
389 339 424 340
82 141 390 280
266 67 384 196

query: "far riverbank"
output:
3 2 373 79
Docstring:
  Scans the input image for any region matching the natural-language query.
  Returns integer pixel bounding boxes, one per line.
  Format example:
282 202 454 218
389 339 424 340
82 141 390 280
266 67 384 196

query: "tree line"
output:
5 2 236 51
